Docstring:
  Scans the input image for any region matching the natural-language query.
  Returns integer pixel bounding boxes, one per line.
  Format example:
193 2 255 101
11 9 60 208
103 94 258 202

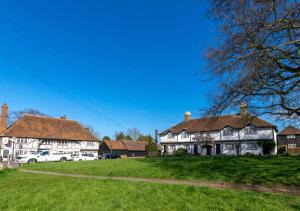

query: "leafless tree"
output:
206 0 300 120
127 128 141 141
9 109 48 126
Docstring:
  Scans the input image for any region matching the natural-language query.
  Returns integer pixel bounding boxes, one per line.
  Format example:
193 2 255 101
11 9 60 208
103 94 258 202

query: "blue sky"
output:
0 1 233 137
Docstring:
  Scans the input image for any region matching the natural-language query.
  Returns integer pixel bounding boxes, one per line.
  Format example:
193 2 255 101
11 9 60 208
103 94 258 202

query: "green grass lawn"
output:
1 169 300 211
23 156 300 187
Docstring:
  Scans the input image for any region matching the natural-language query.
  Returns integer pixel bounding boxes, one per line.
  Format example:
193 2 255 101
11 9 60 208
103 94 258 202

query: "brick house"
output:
277 125 300 155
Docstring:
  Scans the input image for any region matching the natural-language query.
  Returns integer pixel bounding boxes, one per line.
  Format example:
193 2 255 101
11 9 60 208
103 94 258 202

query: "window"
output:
246 143 258 150
87 142 94 146
43 140 52 145
288 144 297 148
223 127 234 136
225 144 234 150
169 145 176 150
244 125 257 135
287 135 296 139
167 133 174 139
181 132 189 139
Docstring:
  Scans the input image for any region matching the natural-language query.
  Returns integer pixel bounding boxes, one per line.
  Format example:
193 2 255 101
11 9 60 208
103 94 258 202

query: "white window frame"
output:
223 127 234 136
244 125 257 135
287 135 296 139
167 133 174 139
181 131 189 139
246 143 258 150
169 145 176 150
288 144 297 148
225 143 235 150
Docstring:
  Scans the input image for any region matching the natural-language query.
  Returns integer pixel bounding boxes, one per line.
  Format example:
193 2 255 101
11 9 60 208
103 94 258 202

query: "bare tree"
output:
206 0 300 120
127 128 141 141
9 109 48 125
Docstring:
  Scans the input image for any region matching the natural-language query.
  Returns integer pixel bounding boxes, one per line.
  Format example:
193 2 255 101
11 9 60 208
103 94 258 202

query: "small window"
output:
245 125 257 135
223 128 234 136
288 144 297 148
246 143 258 150
169 145 176 150
287 135 296 139
225 144 234 150
167 133 174 139
181 132 189 139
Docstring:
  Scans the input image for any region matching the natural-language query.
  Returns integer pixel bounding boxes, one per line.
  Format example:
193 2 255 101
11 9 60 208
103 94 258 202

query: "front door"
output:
163 145 167 154
216 144 221 155
207 147 211 155
194 144 198 154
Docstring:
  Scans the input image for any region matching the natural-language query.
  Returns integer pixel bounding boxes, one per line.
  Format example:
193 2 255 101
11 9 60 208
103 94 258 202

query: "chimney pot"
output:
61 115 67 120
240 102 247 115
184 111 191 121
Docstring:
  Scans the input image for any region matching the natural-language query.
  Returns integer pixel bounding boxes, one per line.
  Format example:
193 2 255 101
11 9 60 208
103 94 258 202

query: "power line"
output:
0 48 127 130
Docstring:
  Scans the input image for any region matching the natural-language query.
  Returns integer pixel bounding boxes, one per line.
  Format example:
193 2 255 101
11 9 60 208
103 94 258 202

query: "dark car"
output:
102 152 121 159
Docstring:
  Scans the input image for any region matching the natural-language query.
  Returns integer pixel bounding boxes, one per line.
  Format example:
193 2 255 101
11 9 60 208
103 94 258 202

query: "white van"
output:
16 150 73 164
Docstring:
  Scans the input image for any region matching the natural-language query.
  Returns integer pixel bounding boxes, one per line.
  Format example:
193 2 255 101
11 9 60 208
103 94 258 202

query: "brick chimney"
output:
0 103 8 133
155 129 158 143
240 102 247 116
184 111 191 121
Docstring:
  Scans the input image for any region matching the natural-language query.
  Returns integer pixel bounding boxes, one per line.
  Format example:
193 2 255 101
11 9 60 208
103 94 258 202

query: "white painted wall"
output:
0 137 100 160
239 127 273 140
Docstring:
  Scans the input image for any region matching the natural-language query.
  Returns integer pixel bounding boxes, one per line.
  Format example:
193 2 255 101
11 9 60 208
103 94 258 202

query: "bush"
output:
174 148 188 156
257 140 275 155
278 145 287 154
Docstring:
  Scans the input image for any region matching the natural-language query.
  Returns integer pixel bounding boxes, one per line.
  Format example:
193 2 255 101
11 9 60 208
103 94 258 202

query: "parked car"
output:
102 152 121 159
16 150 72 164
72 153 98 161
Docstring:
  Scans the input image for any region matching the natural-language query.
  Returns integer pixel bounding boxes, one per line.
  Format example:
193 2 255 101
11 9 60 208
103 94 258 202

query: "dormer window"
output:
181 131 189 139
223 127 234 136
287 134 296 139
167 133 174 139
245 125 257 135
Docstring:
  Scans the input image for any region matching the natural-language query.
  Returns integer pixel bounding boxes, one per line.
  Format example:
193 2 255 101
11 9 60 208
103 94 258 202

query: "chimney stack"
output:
0 103 8 133
155 129 158 144
184 111 191 121
240 102 247 116
61 115 67 120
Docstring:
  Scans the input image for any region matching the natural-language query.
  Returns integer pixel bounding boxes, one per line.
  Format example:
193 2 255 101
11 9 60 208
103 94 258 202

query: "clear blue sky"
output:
0 1 230 138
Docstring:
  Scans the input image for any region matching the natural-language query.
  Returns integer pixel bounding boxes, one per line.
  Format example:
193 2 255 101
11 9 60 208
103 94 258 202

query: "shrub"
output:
257 140 275 155
174 148 188 156
277 145 287 154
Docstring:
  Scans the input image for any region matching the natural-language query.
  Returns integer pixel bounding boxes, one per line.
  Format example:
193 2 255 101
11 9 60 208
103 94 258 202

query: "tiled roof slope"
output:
278 125 300 135
104 140 147 151
103 140 127 150
160 114 276 135
0 115 99 141
122 140 147 151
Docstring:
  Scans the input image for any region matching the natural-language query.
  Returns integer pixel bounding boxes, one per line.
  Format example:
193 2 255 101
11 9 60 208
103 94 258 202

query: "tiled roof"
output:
104 140 147 151
103 140 127 150
122 140 147 151
0 115 99 141
160 114 276 135
278 125 300 135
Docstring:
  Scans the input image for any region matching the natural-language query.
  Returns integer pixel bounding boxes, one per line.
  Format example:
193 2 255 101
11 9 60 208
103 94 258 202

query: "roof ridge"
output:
23 114 77 122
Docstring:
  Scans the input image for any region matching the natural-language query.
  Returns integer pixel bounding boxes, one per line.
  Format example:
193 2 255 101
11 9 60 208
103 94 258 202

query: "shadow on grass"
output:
135 155 300 187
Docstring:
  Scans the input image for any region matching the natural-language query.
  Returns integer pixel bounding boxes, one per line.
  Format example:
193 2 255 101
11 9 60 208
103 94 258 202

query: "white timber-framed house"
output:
159 103 277 156
0 103 100 161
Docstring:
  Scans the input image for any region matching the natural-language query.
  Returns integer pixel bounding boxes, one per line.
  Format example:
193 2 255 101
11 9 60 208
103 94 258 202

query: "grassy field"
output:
1 169 300 211
23 156 300 186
